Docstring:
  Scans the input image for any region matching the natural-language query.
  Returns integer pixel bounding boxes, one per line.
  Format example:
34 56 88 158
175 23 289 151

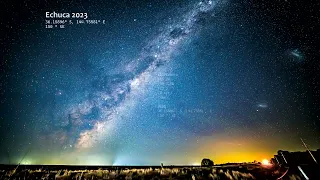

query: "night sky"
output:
1 0 319 165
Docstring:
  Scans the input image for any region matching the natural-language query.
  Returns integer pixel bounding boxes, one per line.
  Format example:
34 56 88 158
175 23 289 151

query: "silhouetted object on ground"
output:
271 149 320 166
201 158 214 167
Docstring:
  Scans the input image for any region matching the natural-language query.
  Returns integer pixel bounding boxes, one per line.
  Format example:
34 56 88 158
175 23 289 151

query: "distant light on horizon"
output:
261 159 271 166
192 162 201 166
21 159 32 165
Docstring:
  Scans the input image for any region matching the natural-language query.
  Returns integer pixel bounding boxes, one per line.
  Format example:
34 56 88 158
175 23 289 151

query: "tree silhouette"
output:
201 158 214 167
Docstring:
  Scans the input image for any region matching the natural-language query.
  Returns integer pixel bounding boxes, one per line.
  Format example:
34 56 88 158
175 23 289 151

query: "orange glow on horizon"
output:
184 132 286 164
261 159 270 166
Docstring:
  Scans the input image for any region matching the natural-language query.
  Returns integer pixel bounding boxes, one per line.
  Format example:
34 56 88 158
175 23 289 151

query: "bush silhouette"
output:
201 158 214 167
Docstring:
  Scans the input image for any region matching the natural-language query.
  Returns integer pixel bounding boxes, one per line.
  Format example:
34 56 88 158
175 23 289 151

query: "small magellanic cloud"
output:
257 103 268 108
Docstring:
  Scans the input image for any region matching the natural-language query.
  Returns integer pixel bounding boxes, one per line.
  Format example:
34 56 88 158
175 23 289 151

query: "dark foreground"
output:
0 164 319 179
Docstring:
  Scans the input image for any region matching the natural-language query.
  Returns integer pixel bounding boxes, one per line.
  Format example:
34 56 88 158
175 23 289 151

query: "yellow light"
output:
21 159 32 165
192 163 201 166
261 159 270 166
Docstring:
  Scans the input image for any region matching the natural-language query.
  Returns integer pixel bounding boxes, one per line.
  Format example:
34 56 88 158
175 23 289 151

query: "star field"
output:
0 0 319 165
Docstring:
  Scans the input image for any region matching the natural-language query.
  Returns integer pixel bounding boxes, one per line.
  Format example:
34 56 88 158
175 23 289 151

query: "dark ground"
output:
1 164 319 179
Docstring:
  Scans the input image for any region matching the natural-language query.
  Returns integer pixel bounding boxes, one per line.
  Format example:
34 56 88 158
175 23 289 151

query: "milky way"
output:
50 0 221 151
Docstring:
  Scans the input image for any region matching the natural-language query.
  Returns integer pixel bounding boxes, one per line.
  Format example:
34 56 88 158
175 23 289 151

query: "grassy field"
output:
0 164 317 179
